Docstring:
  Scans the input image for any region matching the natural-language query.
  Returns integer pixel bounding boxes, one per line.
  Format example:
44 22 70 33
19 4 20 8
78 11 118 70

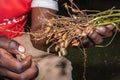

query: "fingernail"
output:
18 45 25 52
96 26 106 33
106 25 114 31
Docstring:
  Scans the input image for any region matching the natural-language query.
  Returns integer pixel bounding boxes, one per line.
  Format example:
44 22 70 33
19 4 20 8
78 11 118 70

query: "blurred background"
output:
58 0 120 80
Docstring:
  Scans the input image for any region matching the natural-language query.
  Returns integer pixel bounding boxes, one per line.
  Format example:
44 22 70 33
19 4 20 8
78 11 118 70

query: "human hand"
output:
0 36 38 80
71 24 114 48
83 24 114 47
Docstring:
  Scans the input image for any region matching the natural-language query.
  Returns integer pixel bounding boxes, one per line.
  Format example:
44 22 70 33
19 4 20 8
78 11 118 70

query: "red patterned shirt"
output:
0 0 58 38
0 0 32 38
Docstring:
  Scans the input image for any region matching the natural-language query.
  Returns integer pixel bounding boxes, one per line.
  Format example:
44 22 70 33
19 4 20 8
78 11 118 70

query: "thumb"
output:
9 40 26 54
0 36 25 54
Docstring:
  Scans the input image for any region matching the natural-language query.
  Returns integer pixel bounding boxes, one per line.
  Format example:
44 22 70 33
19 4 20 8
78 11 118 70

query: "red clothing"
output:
0 0 32 38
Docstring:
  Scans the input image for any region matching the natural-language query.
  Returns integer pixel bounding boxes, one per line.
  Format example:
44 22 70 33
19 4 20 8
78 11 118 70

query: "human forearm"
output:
31 7 57 51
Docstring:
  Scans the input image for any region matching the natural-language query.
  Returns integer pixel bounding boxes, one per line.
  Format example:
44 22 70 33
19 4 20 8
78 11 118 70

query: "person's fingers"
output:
71 37 94 48
82 37 94 47
0 48 32 73
0 61 38 80
0 36 25 54
19 61 38 80
88 29 103 44
104 25 114 37
95 25 114 37
8 40 26 54
106 24 115 31
95 26 106 35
